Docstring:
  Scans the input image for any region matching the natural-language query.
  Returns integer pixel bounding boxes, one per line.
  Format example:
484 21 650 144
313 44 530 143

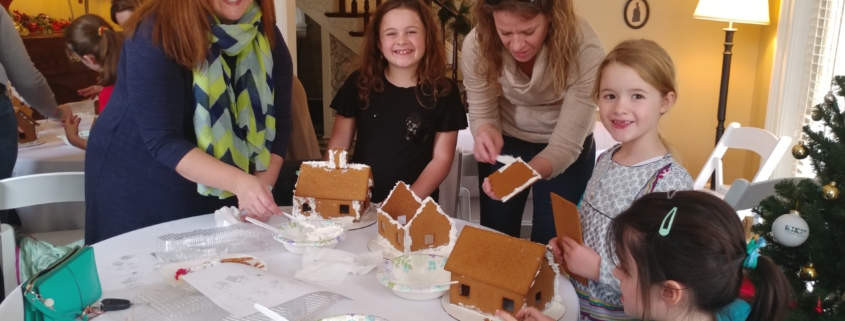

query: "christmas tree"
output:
753 76 845 320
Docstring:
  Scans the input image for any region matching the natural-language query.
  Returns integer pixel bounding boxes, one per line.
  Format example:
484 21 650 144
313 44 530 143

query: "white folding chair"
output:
0 172 85 296
694 122 793 196
722 178 791 212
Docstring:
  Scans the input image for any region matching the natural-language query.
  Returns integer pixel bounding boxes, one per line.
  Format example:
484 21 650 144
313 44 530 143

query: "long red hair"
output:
124 0 276 69
356 0 452 108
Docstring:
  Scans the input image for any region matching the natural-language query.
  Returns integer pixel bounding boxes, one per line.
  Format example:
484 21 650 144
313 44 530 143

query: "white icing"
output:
497 158 542 202
302 224 344 241
214 206 242 227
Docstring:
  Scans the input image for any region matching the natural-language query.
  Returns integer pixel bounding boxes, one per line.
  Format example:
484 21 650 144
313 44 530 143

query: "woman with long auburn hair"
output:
462 0 605 245
84 0 293 244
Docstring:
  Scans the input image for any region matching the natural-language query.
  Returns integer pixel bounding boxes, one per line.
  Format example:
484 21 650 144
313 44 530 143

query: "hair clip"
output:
484 0 539 5
666 190 677 199
98 26 110 36
658 207 677 236
743 237 766 269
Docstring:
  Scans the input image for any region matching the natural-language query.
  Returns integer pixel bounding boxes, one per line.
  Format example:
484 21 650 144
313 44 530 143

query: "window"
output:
397 234 403 245
772 0 845 177
339 204 350 215
460 284 470 297
397 215 407 225
302 203 311 212
380 221 385 232
535 291 542 304
502 298 515 312
424 234 434 245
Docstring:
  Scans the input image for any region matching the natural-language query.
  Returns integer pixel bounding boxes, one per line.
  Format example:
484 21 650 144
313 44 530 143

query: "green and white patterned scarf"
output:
193 3 275 198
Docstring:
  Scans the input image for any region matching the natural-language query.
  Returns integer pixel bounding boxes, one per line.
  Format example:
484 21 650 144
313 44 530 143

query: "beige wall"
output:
576 0 780 183
10 0 112 25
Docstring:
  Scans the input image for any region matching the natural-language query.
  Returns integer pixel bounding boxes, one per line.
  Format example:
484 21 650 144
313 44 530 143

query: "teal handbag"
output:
22 246 102 321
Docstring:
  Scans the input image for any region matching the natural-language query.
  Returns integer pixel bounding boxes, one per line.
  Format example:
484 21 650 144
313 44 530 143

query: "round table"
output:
0 208 580 321
12 112 94 234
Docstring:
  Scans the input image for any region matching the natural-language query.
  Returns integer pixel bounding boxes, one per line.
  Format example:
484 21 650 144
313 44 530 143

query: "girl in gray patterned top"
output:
547 39 694 321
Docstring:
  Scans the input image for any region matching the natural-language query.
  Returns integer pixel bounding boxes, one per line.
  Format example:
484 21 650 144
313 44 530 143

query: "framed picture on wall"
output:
624 0 649 29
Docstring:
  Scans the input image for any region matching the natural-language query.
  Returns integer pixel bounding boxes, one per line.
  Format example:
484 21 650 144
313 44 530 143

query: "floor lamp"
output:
694 0 769 190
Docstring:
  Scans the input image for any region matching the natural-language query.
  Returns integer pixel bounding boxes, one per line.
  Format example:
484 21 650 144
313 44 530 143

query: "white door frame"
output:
275 0 298 75
764 0 814 178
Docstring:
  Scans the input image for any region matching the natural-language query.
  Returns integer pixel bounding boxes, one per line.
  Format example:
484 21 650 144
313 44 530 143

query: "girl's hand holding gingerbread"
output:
560 236 601 281
548 237 564 263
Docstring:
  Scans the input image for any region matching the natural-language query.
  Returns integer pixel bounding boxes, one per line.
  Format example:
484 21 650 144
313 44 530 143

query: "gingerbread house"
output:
488 157 541 202
293 148 372 222
444 226 556 317
377 182 457 253
9 86 38 144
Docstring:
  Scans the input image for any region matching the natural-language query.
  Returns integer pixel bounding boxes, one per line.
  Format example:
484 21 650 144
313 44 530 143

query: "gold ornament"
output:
800 263 818 280
13 20 29 37
823 182 840 200
792 142 809 160
812 109 824 121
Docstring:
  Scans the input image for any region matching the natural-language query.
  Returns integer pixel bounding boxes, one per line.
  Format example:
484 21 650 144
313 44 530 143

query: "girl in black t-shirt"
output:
326 0 467 203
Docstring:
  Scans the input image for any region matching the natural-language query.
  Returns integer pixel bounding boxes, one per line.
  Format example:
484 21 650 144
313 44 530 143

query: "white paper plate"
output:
318 314 390 321
376 253 451 301
160 253 268 286
18 138 46 148
440 292 566 321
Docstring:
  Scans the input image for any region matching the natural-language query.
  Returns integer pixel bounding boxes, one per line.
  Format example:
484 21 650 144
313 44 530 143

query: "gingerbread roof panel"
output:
444 226 546 295
380 181 422 221
294 163 372 201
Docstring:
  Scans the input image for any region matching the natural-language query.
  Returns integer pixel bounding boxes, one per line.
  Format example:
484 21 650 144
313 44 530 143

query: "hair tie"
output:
743 237 766 269
98 26 109 36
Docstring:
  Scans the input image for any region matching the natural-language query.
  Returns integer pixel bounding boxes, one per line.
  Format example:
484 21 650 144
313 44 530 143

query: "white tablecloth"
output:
11 112 94 234
0 207 580 321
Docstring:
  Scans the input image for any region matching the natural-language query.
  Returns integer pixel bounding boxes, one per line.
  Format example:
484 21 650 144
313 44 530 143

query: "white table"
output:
11 114 93 234
0 208 580 321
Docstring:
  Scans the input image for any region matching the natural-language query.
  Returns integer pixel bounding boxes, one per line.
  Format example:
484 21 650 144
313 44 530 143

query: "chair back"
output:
0 172 84 296
694 122 792 192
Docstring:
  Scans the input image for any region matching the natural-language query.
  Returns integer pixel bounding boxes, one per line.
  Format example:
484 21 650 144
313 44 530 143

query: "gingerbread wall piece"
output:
551 193 588 286
444 226 557 317
376 181 457 254
488 157 541 202
9 85 38 144
293 148 373 223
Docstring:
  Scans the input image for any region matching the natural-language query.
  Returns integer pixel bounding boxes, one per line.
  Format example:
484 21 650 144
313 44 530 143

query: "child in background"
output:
325 0 467 203
549 39 693 320
498 191 793 321
62 14 122 150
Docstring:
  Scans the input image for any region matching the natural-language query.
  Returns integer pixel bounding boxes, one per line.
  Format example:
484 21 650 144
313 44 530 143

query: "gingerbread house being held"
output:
376 182 457 254
293 148 372 223
10 88 38 144
444 226 557 317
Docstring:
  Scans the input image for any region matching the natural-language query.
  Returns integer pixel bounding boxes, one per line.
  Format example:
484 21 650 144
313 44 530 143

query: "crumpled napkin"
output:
294 247 383 284
214 206 243 227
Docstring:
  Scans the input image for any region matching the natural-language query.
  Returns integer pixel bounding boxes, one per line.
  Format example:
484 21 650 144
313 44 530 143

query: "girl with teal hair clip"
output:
606 190 793 321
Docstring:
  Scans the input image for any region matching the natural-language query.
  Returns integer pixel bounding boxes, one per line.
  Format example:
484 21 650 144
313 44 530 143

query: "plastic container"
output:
155 224 270 263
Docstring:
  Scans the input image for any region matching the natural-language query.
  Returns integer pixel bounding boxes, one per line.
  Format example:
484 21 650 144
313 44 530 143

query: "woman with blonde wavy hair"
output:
462 0 605 245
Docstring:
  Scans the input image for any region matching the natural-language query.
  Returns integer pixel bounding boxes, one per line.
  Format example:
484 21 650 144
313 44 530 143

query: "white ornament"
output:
771 210 809 247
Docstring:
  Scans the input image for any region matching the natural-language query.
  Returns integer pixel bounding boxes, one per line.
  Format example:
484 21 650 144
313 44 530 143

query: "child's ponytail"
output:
96 26 122 86
747 256 792 321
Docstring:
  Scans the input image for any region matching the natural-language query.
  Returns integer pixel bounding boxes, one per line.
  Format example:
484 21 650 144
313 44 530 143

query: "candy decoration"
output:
175 268 188 280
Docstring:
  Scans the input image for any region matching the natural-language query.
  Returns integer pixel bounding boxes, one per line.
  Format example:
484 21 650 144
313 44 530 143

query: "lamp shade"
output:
694 0 770 25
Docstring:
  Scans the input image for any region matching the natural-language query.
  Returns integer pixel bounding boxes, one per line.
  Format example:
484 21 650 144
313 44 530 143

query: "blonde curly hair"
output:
472 0 581 94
